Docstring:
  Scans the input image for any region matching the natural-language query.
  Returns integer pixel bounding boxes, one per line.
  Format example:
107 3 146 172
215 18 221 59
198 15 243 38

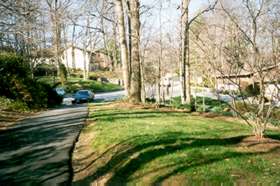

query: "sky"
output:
140 0 211 40
141 0 210 19
68 0 212 47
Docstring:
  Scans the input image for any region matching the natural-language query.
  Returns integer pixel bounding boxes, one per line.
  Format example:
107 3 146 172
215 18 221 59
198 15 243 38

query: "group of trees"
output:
114 0 219 103
189 0 280 138
113 0 280 138
114 0 141 103
1 0 279 137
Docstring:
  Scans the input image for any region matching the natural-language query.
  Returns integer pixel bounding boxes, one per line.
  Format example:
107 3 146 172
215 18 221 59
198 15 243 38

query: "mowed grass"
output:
73 102 280 185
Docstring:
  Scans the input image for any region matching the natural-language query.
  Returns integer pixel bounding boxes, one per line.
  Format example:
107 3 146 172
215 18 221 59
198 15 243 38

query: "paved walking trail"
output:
0 105 88 185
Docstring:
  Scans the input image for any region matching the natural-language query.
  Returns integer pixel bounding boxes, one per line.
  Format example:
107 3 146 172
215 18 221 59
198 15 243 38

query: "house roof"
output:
64 45 94 54
63 45 108 55
216 63 279 79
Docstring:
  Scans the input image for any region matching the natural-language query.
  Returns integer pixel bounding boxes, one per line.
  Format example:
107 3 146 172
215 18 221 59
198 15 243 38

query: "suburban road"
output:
94 90 125 101
0 104 88 185
90 88 234 102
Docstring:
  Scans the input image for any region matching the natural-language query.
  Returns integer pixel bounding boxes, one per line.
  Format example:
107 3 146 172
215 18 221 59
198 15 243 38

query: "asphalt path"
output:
0 104 88 185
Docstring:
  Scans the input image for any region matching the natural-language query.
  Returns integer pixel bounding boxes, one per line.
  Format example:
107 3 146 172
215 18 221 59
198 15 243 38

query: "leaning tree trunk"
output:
129 0 141 103
115 0 131 97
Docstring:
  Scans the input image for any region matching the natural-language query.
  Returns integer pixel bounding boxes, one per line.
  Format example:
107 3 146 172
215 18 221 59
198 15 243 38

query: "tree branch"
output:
189 0 218 26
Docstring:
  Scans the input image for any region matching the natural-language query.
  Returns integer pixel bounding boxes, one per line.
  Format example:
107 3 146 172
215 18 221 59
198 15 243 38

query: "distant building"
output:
216 64 280 100
61 46 112 72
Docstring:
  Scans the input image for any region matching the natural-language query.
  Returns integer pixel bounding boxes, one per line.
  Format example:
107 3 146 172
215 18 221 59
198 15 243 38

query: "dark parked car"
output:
73 90 95 103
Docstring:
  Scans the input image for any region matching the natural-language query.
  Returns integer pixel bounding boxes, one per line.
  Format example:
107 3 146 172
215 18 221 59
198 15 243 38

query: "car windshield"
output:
78 91 89 95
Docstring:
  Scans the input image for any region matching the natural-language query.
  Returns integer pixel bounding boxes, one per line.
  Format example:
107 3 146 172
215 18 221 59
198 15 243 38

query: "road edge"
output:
68 105 89 185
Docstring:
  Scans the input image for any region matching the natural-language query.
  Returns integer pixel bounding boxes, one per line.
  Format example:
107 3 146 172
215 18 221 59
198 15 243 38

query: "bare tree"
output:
114 0 131 97
129 0 142 103
189 0 280 139
46 0 70 85
180 0 218 104
155 1 163 104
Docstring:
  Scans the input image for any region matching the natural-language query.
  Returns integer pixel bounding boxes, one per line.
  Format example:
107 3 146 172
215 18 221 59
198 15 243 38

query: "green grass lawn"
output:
37 76 122 93
72 102 280 185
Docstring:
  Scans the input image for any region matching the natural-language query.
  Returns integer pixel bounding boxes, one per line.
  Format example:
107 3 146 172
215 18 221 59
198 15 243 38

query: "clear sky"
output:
140 0 210 39
141 0 209 17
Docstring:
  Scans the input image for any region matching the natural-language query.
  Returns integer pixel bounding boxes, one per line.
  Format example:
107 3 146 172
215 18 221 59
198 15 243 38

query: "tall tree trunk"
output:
83 16 90 80
126 0 132 84
115 0 130 97
71 24 76 70
62 24 69 73
112 23 119 69
83 50 87 80
100 1 112 71
156 1 163 104
156 57 161 103
140 53 146 103
129 0 141 103
49 0 64 85
181 0 191 104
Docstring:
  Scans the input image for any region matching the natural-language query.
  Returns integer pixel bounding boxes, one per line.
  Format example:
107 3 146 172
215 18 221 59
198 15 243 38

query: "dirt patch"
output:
72 122 97 181
95 101 191 114
72 119 132 183
236 136 280 153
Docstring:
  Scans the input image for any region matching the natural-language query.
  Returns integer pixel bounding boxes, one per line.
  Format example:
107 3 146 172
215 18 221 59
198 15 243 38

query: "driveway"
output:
0 104 88 185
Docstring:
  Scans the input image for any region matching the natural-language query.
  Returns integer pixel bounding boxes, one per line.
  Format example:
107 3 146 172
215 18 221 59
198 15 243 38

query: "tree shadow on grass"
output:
71 131 280 186
92 111 186 123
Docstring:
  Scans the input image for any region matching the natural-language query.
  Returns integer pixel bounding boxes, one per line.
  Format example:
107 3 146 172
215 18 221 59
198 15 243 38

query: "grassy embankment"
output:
72 102 280 185
37 76 122 93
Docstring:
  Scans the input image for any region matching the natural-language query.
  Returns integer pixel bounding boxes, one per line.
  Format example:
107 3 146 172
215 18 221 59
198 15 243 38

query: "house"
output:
61 46 91 72
61 46 112 72
91 51 112 71
216 64 280 100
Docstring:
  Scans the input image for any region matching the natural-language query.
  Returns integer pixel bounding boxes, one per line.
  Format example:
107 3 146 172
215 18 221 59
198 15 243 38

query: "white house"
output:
61 46 91 72
61 46 113 72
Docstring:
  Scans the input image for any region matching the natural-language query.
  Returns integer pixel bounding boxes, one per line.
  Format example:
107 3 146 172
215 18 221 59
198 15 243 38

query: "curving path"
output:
0 105 88 185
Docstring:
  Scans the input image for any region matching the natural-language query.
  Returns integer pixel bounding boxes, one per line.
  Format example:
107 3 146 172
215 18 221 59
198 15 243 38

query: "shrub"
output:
0 52 30 78
0 52 31 100
234 101 280 126
170 97 195 111
234 101 256 114
170 96 229 113
89 75 98 81
59 63 68 81
243 83 260 97
146 98 156 103
34 63 57 76
170 97 183 108
0 52 62 109
210 106 223 113
0 97 29 112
